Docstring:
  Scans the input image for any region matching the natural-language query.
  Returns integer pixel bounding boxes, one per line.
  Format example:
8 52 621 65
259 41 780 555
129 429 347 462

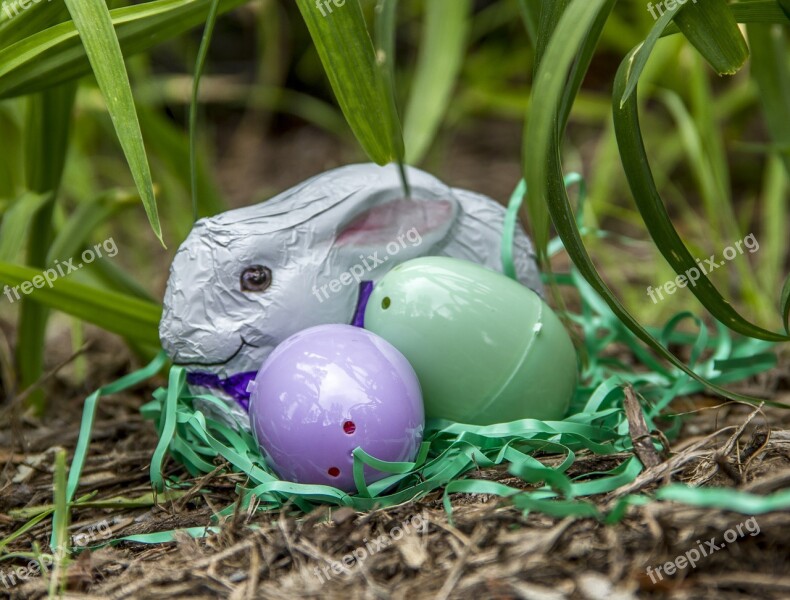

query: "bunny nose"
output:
159 308 247 367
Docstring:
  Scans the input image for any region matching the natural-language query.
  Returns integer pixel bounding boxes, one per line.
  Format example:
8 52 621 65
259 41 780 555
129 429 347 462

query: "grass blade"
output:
46 189 138 263
138 105 225 221
17 82 75 411
673 0 749 75
48 449 69 598
403 0 471 164
64 0 162 244
619 1 685 107
524 0 613 261
294 0 404 164
747 23 790 174
516 0 540 47
189 0 220 221
0 262 162 345
0 0 69 49
0 191 50 261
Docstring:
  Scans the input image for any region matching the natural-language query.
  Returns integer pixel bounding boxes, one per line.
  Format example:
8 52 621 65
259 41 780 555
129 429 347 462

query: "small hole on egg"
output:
382 297 391 309
328 467 340 477
343 420 356 434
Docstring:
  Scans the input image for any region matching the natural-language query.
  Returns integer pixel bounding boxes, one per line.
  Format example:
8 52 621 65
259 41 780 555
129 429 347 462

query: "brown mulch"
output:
1 333 790 600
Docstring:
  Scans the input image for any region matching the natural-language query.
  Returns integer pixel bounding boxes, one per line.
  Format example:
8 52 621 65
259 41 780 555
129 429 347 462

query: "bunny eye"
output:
240 265 272 292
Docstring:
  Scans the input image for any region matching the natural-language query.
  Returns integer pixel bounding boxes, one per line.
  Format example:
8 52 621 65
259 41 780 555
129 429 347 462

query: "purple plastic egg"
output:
248 324 424 492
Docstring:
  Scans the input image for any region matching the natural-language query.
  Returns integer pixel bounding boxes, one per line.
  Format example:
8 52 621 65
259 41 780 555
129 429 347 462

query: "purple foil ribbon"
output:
187 281 375 412
186 371 256 412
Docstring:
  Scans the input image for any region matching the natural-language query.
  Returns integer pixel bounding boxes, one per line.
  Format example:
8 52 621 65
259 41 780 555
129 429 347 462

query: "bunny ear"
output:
335 198 456 248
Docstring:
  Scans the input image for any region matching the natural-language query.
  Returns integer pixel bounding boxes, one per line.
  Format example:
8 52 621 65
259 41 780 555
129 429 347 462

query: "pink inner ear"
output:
335 199 453 246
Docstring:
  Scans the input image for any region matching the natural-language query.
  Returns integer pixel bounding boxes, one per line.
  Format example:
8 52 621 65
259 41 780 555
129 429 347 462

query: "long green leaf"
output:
373 0 410 195
0 0 249 99
782 275 790 334
0 191 50 261
63 0 162 244
403 0 471 164
17 82 75 410
0 0 69 50
747 23 790 174
516 0 540 48
46 189 138 263
0 263 161 345
48 449 69 597
189 0 220 221
533 0 571 73
524 0 612 262
672 0 749 75
619 0 686 108
524 0 771 403
294 0 403 164
138 106 225 220
662 1 790 35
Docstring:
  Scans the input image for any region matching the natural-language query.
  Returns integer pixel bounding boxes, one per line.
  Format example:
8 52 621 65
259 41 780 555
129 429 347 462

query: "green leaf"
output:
0 262 162 345
612 50 787 342
781 0 790 19
0 191 51 261
17 82 76 410
63 0 162 244
747 23 790 174
533 0 571 73
46 188 138 263
48 449 69 597
189 0 220 221
524 0 613 261
403 0 471 164
294 0 404 164
374 0 397 86
516 0 540 47
523 0 771 404
0 0 69 49
673 0 749 75
0 0 249 99
89 258 155 302
619 1 683 108
782 275 790 334
138 105 225 220
373 0 410 195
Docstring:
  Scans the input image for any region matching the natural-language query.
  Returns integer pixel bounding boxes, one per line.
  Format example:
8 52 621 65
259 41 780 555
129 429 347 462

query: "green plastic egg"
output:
364 257 577 424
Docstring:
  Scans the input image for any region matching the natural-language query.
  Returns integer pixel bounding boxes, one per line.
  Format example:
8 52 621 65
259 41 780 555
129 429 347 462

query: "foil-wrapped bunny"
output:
160 163 542 429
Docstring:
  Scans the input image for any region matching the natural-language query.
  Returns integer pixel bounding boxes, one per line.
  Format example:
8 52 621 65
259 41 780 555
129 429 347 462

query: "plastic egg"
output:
364 257 577 424
248 324 424 492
